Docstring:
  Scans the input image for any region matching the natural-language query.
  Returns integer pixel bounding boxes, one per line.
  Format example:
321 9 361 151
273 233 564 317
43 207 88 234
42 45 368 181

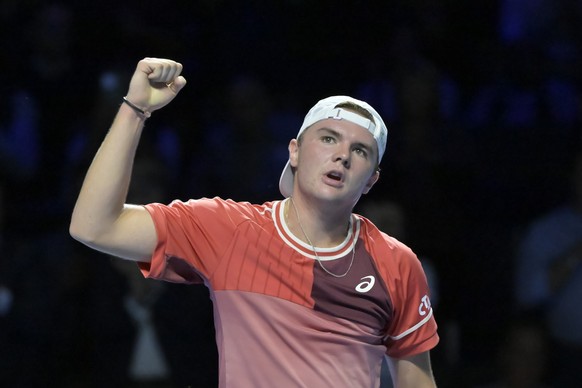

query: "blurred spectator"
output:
475 313 550 388
514 149 582 386
355 23 460 128
187 74 300 202
355 23 468 260
498 0 556 45
498 0 582 88
0 5 88 383
4 3 93 233
466 2 582 231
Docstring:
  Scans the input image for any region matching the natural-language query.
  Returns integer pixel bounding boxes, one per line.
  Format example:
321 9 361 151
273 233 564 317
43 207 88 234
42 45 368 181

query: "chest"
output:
210 223 392 332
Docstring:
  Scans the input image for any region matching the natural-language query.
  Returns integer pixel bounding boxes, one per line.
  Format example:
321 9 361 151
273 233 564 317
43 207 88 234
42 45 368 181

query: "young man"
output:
70 58 439 387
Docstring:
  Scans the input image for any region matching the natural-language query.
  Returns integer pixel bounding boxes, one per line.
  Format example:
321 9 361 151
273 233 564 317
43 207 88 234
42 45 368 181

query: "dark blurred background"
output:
1 1 581 387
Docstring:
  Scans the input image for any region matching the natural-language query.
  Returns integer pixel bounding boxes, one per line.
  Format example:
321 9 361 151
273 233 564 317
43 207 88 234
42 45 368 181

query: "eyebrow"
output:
317 126 342 138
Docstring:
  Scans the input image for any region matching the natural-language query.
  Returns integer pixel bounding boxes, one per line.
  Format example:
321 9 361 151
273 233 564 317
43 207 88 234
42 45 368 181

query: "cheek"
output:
300 146 328 166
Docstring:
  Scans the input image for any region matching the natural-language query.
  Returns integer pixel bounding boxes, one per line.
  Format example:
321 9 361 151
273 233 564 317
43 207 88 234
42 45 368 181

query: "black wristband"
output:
122 97 151 118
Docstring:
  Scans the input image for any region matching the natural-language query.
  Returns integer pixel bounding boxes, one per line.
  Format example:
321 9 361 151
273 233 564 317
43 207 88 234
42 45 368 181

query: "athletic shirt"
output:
140 197 438 388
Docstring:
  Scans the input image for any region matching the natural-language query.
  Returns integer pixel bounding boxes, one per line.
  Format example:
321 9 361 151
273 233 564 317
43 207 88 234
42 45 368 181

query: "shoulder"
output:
357 214 416 256
356 215 421 274
147 197 277 223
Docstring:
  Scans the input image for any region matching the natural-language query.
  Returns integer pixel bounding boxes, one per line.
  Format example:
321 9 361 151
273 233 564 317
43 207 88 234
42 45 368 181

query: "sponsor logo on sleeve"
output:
418 295 432 316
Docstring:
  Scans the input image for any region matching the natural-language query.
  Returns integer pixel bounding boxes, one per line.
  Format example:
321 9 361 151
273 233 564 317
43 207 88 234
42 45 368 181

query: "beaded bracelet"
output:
122 96 151 118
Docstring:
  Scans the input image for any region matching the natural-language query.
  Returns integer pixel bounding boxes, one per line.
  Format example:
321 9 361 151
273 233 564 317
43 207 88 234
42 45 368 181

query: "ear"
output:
363 170 380 194
289 139 299 168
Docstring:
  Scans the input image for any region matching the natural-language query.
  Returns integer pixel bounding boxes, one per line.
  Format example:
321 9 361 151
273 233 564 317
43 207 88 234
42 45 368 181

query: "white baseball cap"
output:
279 95 388 197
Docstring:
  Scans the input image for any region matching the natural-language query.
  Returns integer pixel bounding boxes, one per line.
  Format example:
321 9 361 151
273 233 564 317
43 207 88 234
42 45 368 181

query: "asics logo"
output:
355 276 375 293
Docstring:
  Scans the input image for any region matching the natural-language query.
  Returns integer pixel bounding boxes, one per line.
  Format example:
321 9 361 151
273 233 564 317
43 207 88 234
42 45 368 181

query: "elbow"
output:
69 216 98 245
69 221 83 242
69 219 88 244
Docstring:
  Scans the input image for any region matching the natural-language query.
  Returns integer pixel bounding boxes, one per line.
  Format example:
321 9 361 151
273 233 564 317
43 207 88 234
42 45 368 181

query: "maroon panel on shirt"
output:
310 239 392 331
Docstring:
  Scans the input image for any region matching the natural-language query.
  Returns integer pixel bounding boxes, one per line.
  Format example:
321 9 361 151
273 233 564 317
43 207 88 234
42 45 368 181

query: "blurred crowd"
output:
0 1 581 387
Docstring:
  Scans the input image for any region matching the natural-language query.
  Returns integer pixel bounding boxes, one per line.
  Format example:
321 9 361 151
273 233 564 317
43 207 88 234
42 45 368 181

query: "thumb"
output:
170 76 187 94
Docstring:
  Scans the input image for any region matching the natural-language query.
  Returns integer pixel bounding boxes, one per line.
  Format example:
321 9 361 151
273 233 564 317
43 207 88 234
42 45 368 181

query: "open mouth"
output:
327 171 342 181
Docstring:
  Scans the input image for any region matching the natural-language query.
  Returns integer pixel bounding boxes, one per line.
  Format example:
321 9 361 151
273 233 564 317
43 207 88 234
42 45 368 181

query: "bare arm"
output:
70 58 187 262
386 351 437 388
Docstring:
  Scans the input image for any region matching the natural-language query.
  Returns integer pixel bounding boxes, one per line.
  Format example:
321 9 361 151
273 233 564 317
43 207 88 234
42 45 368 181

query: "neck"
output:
286 196 352 248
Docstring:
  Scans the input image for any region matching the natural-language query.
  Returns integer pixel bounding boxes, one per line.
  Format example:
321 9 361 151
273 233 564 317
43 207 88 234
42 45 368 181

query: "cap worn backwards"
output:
278 95 388 198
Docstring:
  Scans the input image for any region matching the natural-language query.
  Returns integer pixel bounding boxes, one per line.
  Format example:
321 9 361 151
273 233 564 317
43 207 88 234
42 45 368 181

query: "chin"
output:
318 189 361 206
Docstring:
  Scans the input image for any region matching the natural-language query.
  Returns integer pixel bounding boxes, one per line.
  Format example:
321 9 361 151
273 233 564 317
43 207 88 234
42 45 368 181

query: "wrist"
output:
122 96 151 119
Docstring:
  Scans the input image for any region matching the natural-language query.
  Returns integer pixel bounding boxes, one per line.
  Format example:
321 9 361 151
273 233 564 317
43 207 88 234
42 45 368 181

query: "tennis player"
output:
70 57 439 387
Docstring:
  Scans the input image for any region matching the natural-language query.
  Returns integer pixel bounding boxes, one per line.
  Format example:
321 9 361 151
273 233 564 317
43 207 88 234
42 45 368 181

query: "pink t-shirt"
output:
140 197 438 388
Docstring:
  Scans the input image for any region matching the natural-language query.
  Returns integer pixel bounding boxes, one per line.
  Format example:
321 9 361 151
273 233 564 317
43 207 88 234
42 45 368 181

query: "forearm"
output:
387 352 437 388
70 103 145 243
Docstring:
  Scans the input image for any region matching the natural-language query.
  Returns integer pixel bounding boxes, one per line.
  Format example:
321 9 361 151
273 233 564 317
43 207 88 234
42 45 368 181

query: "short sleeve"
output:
382 244 439 358
138 198 240 283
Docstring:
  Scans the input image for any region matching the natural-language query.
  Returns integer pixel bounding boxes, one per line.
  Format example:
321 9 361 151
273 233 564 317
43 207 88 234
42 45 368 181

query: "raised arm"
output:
69 58 187 262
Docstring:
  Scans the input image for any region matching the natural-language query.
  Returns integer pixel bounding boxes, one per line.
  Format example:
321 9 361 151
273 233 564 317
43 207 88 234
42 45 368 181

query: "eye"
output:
321 135 335 143
353 147 368 158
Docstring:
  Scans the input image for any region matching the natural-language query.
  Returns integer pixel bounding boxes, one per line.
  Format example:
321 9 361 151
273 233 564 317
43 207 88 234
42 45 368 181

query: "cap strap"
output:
326 108 376 133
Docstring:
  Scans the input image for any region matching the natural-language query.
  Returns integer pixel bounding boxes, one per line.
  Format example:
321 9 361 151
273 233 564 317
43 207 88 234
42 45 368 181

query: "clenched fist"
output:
125 57 187 115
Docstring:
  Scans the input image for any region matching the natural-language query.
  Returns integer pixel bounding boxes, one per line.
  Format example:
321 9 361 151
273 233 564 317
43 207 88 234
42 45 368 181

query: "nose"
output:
334 148 351 168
